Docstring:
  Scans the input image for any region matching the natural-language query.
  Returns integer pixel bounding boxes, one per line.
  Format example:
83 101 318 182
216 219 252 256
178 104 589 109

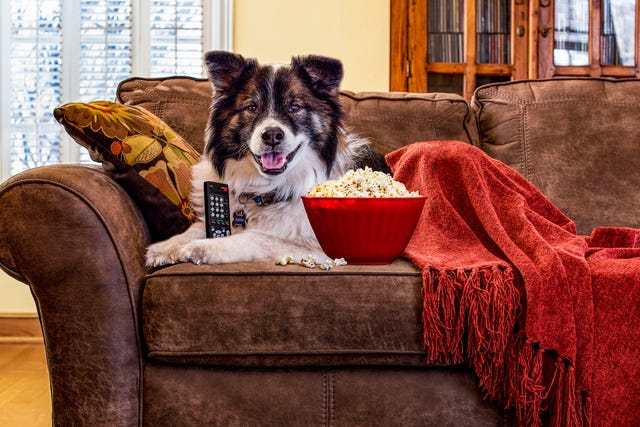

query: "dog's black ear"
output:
204 50 251 94
293 55 344 95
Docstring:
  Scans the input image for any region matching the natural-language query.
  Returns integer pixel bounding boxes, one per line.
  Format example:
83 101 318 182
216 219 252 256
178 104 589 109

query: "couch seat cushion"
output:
142 258 432 367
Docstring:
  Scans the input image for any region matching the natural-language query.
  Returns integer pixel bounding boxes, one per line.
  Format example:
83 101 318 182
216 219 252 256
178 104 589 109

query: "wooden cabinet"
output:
391 0 640 100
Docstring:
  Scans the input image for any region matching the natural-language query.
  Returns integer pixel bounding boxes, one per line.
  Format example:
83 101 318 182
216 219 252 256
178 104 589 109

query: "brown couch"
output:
1 77 639 426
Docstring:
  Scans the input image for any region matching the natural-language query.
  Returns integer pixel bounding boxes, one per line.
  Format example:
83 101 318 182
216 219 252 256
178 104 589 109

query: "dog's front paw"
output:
146 240 185 267
179 240 220 265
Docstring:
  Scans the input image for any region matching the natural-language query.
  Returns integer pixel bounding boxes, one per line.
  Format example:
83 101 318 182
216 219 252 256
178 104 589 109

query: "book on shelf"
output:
427 0 511 65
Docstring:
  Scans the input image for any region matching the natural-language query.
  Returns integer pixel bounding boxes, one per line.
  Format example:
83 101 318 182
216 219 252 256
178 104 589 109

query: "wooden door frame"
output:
390 0 408 91
390 0 427 92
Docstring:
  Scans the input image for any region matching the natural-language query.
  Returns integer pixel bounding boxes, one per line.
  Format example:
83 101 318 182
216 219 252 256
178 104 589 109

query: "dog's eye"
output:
288 102 304 114
244 103 258 113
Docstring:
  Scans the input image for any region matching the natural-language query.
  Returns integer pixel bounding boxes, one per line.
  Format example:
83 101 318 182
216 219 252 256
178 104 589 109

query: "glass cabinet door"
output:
539 0 639 77
390 0 639 98
553 0 590 66
427 0 464 63
601 0 636 66
425 0 465 94
476 0 511 64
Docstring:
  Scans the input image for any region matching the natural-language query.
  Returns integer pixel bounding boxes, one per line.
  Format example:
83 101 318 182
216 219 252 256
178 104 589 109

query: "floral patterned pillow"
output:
53 101 201 241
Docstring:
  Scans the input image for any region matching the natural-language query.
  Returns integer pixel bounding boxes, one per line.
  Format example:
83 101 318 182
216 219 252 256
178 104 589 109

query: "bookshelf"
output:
391 0 640 100
391 0 526 100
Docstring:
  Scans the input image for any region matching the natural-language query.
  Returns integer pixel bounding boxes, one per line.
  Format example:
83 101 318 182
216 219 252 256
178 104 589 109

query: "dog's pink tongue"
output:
261 152 287 170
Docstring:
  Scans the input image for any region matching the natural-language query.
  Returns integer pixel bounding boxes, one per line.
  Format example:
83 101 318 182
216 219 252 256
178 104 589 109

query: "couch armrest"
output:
0 164 150 426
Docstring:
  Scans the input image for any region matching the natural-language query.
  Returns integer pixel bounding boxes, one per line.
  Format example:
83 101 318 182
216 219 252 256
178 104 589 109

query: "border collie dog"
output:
145 51 380 267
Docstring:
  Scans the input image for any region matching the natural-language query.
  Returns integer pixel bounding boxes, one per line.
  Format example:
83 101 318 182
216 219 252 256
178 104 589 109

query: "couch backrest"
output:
117 76 640 235
117 77 212 153
472 78 640 234
340 91 478 154
116 77 478 156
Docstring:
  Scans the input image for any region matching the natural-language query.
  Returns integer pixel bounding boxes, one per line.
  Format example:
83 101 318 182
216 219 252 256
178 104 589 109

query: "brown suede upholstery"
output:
0 165 149 425
3 77 639 425
143 365 504 426
340 91 479 154
472 78 640 235
143 260 428 367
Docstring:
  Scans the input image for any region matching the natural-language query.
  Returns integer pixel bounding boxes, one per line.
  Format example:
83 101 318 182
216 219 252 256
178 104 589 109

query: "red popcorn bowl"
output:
302 196 427 265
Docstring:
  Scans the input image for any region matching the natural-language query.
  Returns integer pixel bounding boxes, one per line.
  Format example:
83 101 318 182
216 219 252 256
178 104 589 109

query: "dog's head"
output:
203 51 346 186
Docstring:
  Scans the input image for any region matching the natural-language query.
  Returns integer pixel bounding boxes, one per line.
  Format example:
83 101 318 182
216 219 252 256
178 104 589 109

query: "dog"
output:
145 51 385 267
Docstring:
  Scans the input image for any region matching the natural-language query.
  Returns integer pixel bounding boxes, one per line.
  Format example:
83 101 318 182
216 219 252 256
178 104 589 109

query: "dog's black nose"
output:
261 127 285 146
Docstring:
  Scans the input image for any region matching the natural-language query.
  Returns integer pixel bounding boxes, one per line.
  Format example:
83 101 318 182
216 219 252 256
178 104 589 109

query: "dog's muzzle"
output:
253 127 301 175
254 145 301 175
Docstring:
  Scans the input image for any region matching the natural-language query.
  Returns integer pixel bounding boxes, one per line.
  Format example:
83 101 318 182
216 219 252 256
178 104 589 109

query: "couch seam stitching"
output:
322 370 328 426
329 371 335 427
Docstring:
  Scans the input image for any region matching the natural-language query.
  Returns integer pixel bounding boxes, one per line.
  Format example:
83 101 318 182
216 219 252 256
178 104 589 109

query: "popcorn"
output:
320 260 334 270
300 254 318 268
307 166 419 198
320 258 347 270
274 255 349 270
275 255 294 266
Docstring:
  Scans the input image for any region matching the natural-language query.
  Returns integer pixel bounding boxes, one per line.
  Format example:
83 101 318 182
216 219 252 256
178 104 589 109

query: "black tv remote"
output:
204 181 232 238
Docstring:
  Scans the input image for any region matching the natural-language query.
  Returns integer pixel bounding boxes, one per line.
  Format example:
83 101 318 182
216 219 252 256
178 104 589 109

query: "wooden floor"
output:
0 343 51 427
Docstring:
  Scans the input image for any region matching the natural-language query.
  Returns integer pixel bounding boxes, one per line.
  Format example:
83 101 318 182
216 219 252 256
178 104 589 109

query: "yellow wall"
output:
233 0 390 92
0 0 391 314
0 275 36 313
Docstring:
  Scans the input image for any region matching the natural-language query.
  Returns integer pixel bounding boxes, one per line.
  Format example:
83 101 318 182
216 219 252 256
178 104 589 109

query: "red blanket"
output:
586 229 640 426
386 141 640 426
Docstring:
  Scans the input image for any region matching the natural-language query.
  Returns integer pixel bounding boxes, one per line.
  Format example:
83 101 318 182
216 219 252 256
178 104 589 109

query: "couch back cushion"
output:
339 91 478 154
117 77 212 153
117 77 478 156
472 78 640 235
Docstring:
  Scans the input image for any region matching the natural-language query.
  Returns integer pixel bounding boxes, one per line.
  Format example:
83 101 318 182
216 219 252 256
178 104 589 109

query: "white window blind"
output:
78 0 133 102
151 1 204 76
1 0 233 179
7 0 63 175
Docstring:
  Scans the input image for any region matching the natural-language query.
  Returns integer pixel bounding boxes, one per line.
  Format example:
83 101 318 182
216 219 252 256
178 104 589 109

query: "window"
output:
0 0 233 180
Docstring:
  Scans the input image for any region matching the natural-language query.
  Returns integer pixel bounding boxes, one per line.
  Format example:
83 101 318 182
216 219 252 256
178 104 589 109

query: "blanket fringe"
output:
510 337 545 426
421 267 590 426
546 360 592 427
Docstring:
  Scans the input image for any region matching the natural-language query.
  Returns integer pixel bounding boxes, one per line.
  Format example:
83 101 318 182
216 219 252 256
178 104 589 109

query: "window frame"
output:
0 0 233 181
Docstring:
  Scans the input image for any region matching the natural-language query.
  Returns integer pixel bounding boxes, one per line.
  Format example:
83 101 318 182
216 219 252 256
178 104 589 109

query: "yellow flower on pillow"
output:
139 159 197 222
116 135 163 165
164 145 198 199
163 134 201 166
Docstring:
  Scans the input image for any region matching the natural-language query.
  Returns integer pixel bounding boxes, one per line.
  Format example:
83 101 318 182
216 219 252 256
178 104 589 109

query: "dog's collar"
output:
239 192 278 207
233 191 292 229
233 191 280 229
